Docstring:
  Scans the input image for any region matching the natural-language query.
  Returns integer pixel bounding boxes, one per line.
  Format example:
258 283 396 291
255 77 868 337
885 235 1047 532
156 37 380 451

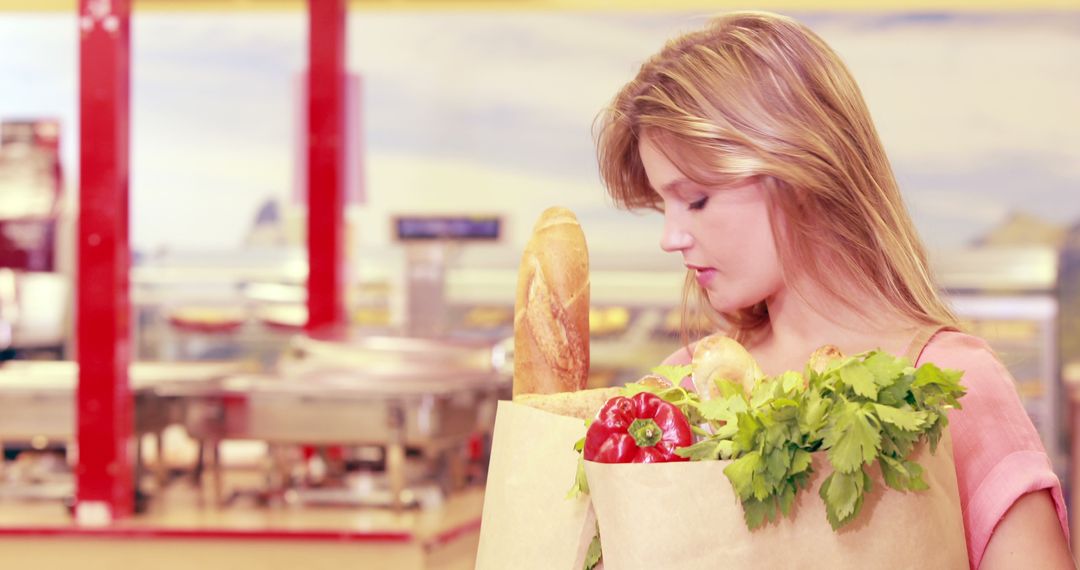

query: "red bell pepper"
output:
584 392 693 463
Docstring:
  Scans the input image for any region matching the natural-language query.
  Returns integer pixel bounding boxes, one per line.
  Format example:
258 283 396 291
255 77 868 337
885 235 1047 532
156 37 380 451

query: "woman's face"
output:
639 134 785 314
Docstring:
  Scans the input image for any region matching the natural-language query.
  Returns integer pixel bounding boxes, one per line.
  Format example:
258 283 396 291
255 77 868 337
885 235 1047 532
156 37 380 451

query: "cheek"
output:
741 205 784 288
731 238 783 303
707 200 779 270
703 201 784 307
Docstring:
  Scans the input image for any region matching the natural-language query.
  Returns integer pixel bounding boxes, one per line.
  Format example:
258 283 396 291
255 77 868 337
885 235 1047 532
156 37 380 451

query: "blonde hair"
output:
595 11 957 343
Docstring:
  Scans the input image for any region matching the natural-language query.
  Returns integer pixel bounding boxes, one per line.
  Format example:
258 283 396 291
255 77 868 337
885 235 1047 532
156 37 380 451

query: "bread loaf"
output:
512 207 590 396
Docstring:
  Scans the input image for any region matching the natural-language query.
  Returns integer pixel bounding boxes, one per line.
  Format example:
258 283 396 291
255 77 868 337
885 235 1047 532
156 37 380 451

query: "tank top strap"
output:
901 325 958 365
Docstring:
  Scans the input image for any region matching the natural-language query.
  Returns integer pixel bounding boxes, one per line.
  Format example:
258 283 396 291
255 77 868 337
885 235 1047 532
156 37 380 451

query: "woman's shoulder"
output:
920 329 1017 393
919 330 999 371
923 329 1044 449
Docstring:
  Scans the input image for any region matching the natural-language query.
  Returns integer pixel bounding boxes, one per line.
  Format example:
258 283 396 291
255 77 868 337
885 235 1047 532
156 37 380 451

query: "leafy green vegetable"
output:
566 354 964 532
583 525 602 570
674 350 966 531
566 433 590 499
651 364 693 385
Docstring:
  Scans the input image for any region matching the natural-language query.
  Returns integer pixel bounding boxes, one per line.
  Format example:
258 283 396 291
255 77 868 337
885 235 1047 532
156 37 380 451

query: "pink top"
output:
666 329 1069 568
916 330 1069 568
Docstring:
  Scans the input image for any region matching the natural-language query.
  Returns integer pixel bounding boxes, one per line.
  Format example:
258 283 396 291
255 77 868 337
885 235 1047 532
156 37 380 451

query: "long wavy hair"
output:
595 11 957 344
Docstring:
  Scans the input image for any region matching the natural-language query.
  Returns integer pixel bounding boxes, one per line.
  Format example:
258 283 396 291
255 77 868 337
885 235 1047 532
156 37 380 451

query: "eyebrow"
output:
658 178 698 196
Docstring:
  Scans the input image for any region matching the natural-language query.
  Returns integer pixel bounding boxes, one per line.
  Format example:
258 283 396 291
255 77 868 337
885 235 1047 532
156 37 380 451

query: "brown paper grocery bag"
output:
476 401 596 570
585 432 968 569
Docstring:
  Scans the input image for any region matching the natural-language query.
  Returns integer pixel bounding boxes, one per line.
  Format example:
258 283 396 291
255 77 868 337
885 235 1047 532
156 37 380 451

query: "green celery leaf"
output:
714 378 747 400
798 389 830 437
750 380 776 409
876 372 915 407
733 412 762 452
824 402 881 473
717 440 735 459
863 351 909 386
766 421 793 449
698 396 746 423
880 422 921 459
766 448 790 481
752 474 771 501
779 483 797 516
840 362 879 399
724 451 761 500
873 403 930 431
824 470 862 520
821 469 870 530
880 454 912 491
743 497 771 530
926 415 949 453
780 371 806 394
583 526 602 570
770 397 799 410
566 455 590 499
791 449 813 475
650 364 693 385
905 459 929 491
675 439 724 461
912 363 966 396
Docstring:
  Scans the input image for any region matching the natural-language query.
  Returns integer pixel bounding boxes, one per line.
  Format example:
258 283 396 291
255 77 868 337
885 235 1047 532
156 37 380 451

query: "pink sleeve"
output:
920 332 1069 569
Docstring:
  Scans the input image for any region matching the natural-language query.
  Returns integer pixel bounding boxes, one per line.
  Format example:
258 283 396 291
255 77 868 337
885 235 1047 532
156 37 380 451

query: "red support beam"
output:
76 0 133 521
306 0 348 336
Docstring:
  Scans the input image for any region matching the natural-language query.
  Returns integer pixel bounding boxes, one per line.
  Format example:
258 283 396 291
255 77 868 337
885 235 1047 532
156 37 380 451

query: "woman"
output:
595 11 1072 569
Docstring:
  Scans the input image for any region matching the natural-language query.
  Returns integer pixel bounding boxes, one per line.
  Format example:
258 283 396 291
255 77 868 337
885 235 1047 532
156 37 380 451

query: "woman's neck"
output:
746 282 920 376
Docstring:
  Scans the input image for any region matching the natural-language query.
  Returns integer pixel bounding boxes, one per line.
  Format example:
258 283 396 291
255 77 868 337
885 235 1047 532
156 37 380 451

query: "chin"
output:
705 289 767 315
704 292 740 315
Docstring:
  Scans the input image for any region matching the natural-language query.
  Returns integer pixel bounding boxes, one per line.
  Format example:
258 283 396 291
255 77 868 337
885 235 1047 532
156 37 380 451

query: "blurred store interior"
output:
0 0 1079 568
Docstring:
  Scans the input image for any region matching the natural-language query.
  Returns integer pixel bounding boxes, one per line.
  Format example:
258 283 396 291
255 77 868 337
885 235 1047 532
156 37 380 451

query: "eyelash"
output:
688 197 708 211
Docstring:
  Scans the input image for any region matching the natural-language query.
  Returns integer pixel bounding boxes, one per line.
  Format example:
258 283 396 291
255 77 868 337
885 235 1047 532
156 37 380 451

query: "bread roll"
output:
691 334 763 399
512 207 590 396
808 344 844 374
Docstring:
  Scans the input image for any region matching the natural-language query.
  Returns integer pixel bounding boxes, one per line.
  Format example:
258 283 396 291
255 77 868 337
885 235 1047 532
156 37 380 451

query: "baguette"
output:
512 207 590 396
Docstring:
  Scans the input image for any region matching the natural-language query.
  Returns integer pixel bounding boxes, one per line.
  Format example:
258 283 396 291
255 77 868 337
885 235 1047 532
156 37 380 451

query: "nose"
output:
659 211 693 253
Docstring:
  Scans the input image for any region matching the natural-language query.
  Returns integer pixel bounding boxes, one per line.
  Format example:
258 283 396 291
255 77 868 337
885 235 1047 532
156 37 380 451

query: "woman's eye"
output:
688 197 708 211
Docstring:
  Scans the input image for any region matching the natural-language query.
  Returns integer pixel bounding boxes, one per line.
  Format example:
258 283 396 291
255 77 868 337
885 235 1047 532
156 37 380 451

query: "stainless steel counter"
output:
160 335 510 511
0 360 253 501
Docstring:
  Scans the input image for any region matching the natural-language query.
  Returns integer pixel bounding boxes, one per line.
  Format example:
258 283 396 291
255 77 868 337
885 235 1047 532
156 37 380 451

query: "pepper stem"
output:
628 418 662 448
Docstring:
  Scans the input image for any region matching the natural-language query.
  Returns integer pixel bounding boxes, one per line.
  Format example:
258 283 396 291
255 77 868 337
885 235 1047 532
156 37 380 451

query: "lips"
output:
687 265 717 288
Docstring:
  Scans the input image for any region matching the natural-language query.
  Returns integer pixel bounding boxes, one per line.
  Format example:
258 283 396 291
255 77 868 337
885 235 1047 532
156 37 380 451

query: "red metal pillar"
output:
306 0 348 336
76 0 133 521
